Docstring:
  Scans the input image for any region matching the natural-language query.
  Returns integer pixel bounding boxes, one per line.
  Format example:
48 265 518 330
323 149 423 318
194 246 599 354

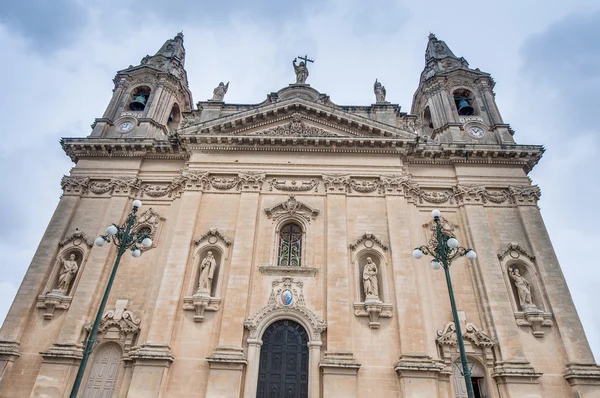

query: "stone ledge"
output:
0 340 20 361
492 360 542 384
129 343 174 367
319 351 360 375
258 265 318 277
40 342 83 364
564 363 600 386
394 354 446 379
207 346 247 370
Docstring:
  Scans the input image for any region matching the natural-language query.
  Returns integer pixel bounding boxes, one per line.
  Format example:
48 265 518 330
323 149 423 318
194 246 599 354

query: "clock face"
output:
467 126 485 139
117 121 134 133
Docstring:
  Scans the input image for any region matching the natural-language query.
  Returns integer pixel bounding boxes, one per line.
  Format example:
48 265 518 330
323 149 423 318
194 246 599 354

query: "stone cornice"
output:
61 136 543 173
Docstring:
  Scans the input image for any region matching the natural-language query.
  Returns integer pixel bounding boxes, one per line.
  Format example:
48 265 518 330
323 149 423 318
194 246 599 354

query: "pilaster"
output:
517 206 600 389
29 195 131 397
459 202 543 394
205 191 260 397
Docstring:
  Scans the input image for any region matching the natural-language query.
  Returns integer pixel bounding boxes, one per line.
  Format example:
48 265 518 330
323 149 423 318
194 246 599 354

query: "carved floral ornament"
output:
60 174 542 206
83 299 141 352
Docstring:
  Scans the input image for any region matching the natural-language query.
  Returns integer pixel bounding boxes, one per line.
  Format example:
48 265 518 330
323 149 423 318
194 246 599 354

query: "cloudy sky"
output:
1 0 599 360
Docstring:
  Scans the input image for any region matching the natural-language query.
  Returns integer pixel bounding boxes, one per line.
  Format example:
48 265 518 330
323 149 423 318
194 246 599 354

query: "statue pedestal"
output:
182 292 221 322
515 307 553 338
35 290 72 320
353 299 393 329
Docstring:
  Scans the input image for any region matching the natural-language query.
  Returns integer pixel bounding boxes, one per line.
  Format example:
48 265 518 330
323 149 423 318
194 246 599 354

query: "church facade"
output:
0 33 599 398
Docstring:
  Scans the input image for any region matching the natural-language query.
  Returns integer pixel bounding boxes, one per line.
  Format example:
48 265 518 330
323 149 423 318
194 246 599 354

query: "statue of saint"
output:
293 58 309 84
198 251 217 294
211 82 229 101
363 257 380 300
374 79 386 103
509 267 535 309
57 253 79 293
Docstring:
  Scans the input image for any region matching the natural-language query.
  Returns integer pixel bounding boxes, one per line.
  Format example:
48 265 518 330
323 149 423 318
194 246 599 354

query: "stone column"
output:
205 192 260 398
126 190 203 398
386 195 442 396
319 188 360 397
517 204 600 391
0 193 80 388
30 194 132 397
459 202 543 396
242 339 262 398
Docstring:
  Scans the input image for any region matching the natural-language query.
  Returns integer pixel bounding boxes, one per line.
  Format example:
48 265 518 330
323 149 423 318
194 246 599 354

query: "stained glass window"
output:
278 223 302 267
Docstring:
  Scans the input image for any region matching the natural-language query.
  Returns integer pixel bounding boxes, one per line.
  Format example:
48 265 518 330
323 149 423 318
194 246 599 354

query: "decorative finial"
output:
428 32 437 40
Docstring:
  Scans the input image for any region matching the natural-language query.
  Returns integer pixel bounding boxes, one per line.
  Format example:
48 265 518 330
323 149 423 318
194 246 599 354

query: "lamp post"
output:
69 200 153 398
412 209 478 398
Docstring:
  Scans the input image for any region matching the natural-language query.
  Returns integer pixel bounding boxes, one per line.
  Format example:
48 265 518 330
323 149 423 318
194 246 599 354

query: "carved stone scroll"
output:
264 195 319 223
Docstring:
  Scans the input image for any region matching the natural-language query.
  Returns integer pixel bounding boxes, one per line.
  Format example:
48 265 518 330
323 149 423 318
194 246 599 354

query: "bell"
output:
129 94 147 111
456 98 474 116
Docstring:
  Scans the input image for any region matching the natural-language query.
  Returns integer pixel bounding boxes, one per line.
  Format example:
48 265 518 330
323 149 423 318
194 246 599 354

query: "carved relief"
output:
436 322 497 371
322 174 350 193
269 178 319 192
453 184 509 204
244 277 326 342
423 216 458 248
349 232 388 251
264 195 319 223
61 176 90 195
509 185 541 205
134 207 165 248
248 114 339 137
208 172 266 192
194 228 232 247
83 299 140 352
89 178 141 195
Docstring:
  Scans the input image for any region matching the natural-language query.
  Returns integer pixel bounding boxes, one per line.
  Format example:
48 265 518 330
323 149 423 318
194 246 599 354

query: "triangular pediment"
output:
179 98 417 140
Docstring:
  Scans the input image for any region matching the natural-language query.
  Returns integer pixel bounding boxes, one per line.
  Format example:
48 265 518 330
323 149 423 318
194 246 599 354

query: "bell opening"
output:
453 89 477 116
129 86 151 112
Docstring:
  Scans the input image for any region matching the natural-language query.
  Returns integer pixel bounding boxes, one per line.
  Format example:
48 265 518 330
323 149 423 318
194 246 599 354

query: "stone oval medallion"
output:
281 289 293 306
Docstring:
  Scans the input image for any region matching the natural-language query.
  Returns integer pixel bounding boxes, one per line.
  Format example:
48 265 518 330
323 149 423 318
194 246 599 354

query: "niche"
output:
167 103 181 131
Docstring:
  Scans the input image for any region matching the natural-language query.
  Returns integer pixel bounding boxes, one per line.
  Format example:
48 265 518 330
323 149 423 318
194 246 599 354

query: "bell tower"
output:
90 33 193 139
412 33 514 144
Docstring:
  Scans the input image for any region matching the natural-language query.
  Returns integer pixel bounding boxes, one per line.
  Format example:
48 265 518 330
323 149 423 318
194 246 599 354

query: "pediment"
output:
180 98 417 140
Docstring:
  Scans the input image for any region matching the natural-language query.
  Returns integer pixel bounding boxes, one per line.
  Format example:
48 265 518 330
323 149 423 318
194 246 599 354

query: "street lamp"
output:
70 199 152 398
412 209 478 398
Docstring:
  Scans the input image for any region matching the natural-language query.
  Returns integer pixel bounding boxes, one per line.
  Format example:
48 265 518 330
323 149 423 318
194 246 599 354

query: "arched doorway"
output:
452 359 489 398
256 319 308 398
82 343 122 397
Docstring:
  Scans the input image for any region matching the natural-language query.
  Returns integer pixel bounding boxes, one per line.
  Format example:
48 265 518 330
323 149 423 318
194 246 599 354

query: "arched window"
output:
278 223 302 267
167 103 181 131
82 343 122 398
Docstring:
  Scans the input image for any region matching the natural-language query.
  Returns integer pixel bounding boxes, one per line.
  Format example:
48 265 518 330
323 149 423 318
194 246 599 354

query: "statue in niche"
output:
293 58 309 84
197 251 217 295
374 79 386 103
363 257 380 300
509 267 535 309
57 253 79 294
211 82 229 101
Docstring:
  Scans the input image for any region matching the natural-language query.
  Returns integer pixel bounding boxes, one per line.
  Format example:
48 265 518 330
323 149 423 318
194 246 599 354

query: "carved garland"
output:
60 173 542 206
